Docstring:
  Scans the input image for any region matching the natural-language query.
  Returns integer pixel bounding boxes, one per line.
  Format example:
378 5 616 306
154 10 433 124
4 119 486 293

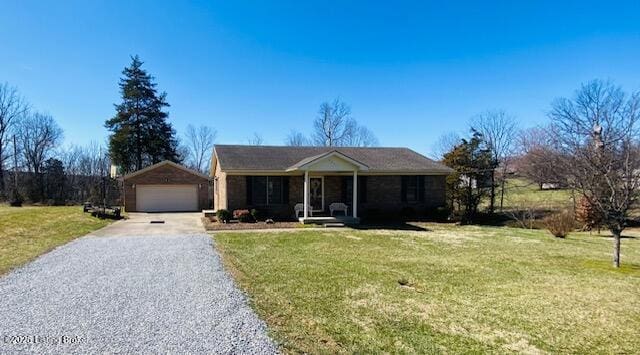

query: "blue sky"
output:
1 1 639 156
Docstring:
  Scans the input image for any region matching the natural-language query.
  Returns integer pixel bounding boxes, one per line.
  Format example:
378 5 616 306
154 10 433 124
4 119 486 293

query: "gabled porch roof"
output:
286 150 369 172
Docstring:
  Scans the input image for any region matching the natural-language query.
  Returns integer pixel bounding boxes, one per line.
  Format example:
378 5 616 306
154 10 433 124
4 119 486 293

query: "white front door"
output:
309 177 324 212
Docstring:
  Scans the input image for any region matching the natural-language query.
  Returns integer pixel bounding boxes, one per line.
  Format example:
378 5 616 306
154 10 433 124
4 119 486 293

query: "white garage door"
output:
136 185 199 212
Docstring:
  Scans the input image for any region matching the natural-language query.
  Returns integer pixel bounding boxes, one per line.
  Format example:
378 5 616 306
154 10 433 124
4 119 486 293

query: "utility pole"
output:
99 146 106 213
11 134 20 206
13 135 18 190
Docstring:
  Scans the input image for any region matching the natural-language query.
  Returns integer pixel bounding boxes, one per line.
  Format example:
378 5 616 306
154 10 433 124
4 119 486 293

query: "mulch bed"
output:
202 218 303 231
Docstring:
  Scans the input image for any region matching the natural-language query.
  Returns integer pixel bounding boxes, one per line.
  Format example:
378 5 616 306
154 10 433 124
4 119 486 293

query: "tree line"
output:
0 58 218 204
438 80 640 268
0 82 118 205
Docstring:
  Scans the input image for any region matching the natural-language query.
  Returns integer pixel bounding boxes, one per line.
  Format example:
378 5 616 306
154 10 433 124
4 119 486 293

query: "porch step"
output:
323 223 346 228
299 216 360 225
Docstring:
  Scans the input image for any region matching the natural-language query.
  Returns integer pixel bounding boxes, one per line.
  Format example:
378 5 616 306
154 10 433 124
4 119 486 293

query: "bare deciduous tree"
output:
312 98 378 147
61 143 94 201
184 124 216 174
313 99 351 146
471 110 518 212
430 132 461 160
515 126 566 189
16 112 63 200
247 132 264 145
0 83 29 195
344 124 379 147
285 130 310 146
17 112 63 173
59 142 115 203
550 80 640 268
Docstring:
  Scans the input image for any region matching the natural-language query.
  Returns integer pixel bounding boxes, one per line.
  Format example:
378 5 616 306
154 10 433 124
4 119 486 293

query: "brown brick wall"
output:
360 175 446 217
226 175 246 211
123 164 210 212
213 164 227 211
225 175 303 218
323 176 343 208
221 174 446 219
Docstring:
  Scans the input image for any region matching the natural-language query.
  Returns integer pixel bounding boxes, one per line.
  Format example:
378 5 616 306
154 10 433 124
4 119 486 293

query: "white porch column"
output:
303 170 309 219
353 170 358 218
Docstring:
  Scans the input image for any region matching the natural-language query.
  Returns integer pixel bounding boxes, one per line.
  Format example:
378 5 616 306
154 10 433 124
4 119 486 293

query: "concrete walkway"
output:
0 213 277 354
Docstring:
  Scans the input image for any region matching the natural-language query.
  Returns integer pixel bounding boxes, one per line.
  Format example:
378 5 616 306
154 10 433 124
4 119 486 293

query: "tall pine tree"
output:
106 56 179 173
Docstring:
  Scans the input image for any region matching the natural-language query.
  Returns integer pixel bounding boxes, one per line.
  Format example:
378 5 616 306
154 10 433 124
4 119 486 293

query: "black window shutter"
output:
359 176 367 203
401 176 407 202
341 176 348 202
246 176 253 205
418 176 425 202
282 177 290 204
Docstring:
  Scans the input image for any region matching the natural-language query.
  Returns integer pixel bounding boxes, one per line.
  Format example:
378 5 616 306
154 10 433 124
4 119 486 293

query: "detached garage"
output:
123 161 210 212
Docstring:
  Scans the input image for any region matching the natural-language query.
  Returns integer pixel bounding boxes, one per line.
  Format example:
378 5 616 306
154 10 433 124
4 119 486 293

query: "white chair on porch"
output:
294 203 313 218
329 203 349 216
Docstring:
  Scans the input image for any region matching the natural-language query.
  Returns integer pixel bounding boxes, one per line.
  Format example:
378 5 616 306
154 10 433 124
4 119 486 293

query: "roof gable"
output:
287 151 369 171
123 160 210 180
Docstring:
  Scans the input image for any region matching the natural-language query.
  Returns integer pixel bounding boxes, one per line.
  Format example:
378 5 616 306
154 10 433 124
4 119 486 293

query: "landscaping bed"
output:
202 217 305 231
215 224 640 354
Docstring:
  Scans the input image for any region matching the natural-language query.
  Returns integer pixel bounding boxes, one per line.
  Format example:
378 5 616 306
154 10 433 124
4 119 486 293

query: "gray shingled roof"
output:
214 145 453 174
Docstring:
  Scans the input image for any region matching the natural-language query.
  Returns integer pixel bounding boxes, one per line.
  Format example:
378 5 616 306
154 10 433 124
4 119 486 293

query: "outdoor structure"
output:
122 161 210 212
211 145 453 223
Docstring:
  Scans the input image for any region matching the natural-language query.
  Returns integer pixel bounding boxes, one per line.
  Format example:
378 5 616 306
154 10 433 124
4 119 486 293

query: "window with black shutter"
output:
268 176 283 204
342 176 367 203
402 176 423 202
248 176 285 205
252 176 268 205
359 176 367 203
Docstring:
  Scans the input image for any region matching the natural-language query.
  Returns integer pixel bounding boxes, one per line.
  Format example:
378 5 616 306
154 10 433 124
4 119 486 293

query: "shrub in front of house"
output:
233 209 254 223
424 206 451 222
216 209 232 223
543 210 575 238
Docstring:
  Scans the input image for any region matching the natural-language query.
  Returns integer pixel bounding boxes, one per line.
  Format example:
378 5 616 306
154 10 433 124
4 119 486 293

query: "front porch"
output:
287 151 369 225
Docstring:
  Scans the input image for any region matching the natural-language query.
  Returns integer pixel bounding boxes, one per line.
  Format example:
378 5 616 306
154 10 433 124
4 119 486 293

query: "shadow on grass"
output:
597 234 638 239
353 222 431 231
582 259 640 274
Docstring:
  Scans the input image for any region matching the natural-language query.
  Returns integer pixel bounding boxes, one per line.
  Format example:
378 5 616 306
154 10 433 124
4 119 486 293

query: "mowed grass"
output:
215 225 640 354
500 178 574 211
0 205 111 275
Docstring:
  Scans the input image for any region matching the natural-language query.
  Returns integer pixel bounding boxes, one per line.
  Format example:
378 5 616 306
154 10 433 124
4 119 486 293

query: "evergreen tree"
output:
105 55 179 172
443 130 497 222
42 158 65 204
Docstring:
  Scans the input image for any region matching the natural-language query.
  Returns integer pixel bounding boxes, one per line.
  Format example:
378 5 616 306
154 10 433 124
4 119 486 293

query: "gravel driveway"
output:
0 233 277 354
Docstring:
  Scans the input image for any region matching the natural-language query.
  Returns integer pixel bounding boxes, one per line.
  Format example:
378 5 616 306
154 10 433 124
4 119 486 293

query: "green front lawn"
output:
0 205 111 275
215 225 640 354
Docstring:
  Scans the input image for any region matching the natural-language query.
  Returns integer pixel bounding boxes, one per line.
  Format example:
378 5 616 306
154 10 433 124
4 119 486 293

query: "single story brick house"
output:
211 145 453 222
122 161 210 212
